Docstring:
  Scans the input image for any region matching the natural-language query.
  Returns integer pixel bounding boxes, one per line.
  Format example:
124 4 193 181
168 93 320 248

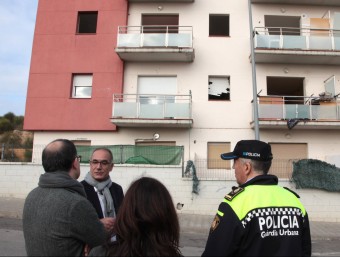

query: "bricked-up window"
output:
208 142 231 169
77 12 98 34
209 14 230 36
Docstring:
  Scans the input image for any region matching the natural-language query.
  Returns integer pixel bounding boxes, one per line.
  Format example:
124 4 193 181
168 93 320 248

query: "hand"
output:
100 217 115 234
83 244 90 256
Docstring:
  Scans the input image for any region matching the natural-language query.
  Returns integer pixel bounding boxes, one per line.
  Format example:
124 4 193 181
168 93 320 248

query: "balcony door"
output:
142 14 179 33
138 76 177 118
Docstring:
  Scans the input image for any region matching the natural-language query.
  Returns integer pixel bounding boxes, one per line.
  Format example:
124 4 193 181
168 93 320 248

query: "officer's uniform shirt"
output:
202 174 312 256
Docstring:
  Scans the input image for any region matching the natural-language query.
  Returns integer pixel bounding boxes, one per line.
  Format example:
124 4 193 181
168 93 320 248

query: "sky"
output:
0 0 38 116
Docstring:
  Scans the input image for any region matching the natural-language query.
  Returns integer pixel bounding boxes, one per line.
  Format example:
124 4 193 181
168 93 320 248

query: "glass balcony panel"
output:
256 35 280 48
258 104 283 119
312 105 337 119
143 34 166 47
334 37 340 50
285 105 298 119
114 102 138 118
117 34 141 47
296 105 310 119
165 103 190 118
168 33 192 47
282 35 307 49
140 104 164 118
309 36 332 50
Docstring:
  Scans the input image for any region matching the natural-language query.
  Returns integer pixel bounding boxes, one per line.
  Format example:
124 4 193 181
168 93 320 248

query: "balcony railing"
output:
258 95 340 120
117 25 193 48
255 95 340 129
115 26 195 62
254 26 340 51
111 93 193 128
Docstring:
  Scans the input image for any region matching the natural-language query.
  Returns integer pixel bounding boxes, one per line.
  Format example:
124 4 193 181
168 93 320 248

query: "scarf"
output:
84 172 115 217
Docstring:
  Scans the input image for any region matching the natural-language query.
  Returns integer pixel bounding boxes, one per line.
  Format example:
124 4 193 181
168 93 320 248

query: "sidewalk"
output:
1 197 340 240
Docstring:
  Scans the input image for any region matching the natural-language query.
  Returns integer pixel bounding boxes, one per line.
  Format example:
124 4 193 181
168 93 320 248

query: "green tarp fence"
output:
76 145 183 165
292 159 340 192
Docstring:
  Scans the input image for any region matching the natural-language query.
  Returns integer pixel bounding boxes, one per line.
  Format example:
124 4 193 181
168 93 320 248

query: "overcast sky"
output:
0 0 38 116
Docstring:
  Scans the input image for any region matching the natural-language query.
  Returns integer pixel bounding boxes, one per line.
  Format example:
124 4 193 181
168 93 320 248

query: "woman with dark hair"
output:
89 176 182 257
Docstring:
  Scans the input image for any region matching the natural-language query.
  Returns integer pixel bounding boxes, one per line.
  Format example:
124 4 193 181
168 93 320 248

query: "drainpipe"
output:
248 0 260 140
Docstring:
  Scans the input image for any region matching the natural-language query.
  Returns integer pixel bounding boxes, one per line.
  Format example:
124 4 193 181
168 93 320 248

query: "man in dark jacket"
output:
81 148 124 237
202 140 311 257
23 139 107 256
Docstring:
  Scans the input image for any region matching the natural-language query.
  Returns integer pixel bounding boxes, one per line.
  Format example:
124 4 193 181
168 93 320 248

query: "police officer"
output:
202 140 311 256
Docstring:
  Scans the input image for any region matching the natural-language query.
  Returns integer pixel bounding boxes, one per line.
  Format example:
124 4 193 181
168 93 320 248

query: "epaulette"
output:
224 186 244 201
283 187 300 198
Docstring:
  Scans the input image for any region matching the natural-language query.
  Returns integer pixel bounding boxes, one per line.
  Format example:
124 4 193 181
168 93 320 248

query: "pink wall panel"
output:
24 0 127 131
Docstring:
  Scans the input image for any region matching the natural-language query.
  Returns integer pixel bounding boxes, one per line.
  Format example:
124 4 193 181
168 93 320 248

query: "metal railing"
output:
117 25 193 48
257 95 340 120
254 26 340 51
112 93 192 119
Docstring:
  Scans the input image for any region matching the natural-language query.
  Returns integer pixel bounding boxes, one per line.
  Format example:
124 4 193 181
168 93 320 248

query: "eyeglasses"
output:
75 155 82 162
89 160 112 167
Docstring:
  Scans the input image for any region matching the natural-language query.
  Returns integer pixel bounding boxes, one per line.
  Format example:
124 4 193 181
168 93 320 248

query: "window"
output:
269 143 307 179
208 76 230 101
209 14 230 36
77 12 98 34
207 142 231 169
72 74 93 98
267 76 304 104
142 14 179 33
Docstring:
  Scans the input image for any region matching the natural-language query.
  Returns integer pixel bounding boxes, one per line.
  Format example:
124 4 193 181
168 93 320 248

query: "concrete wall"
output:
1 163 340 222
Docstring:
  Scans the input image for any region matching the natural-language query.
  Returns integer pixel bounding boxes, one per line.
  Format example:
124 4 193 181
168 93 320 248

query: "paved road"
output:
1 217 340 256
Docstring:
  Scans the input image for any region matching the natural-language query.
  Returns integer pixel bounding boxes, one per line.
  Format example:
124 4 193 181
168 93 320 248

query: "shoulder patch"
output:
210 214 220 233
224 186 244 201
283 187 300 198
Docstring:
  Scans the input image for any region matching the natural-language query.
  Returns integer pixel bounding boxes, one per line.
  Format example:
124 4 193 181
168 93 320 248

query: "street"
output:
1 217 340 256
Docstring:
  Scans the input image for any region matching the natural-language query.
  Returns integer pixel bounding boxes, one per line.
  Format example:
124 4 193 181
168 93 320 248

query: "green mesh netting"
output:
76 145 183 165
184 160 200 195
292 159 340 192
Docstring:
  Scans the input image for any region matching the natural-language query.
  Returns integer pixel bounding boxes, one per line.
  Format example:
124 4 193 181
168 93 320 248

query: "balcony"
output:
253 27 340 65
251 0 340 6
111 93 193 128
252 95 340 129
129 0 194 2
115 26 194 62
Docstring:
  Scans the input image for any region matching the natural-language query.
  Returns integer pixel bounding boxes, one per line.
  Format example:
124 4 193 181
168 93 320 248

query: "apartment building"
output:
24 0 340 182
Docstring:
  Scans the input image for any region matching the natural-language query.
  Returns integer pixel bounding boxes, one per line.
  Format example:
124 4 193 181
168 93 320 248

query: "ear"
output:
244 161 252 176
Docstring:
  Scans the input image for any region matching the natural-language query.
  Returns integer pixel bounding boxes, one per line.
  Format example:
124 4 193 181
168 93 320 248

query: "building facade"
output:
25 0 340 182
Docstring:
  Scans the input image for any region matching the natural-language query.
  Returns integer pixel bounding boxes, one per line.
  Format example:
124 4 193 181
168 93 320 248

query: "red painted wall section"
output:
24 0 128 131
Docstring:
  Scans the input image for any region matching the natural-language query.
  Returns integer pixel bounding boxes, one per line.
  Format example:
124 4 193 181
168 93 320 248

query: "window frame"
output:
71 74 93 99
76 11 98 34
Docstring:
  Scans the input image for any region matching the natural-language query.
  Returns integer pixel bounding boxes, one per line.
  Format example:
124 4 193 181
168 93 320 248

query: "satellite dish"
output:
153 133 160 140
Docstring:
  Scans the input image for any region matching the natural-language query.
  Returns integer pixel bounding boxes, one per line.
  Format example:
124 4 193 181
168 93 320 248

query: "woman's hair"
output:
108 177 181 257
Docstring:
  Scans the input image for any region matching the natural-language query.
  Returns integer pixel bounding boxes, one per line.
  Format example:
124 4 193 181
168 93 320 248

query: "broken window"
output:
77 12 98 34
209 14 230 36
208 76 230 101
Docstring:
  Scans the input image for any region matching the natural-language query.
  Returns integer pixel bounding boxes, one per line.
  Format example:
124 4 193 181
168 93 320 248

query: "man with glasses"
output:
23 139 107 256
81 148 124 238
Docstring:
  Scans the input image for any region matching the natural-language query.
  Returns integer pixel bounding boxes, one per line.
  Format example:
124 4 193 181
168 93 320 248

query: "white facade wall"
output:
1 163 340 222
24 1 340 224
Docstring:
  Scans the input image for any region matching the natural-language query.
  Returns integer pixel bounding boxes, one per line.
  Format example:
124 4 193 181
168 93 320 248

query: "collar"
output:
241 174 278 188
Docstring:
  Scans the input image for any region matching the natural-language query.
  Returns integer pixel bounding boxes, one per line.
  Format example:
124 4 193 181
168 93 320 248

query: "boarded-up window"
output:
269 143 308 179
208 142 231 169
310 18 330 36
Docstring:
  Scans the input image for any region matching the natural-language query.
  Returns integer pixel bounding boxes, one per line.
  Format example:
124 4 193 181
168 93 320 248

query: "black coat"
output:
81 180 124 219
